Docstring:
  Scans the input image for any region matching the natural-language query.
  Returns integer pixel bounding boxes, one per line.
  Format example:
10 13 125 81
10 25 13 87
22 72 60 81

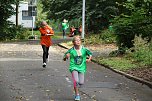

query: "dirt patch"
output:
127 67 152 82
85 44 117 51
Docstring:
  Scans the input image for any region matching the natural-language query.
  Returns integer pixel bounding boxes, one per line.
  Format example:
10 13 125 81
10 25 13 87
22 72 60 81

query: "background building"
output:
8 1 37 29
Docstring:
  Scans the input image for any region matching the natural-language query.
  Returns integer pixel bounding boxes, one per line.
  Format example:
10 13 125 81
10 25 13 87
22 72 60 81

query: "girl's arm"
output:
63 48 72 61
86 48 93 62
63 53 70 61
86 55 92 62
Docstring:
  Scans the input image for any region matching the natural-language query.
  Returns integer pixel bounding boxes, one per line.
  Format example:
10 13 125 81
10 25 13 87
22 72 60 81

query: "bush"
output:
0 24 30 41
84 29 116 45
28 35 35 39
15 26 30 40
127 35 152 66
112 1 152 51
100 29 116 44
0 22 16 41
84 34 102 45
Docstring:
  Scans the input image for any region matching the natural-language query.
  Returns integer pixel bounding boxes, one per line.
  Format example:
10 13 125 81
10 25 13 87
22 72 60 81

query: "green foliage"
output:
0 24 30 41
100 29 116 44
35 0 48 28
112 0 152 51
69 19 82 29
28 30 39 39
0 0 32 41
86 0 118 32
15 26 30 40
84 34 102 45
84 29 116 45
0 22 18 41
97 57 137 71
48 19 63 32
0 0 16 41
36 0 66 32
41 0 118 33
0 0 15 24
127 35 152 66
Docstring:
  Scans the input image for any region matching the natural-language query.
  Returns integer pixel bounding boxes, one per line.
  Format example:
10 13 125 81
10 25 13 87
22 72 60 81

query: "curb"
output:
57 43 69 49
58 43 152 89
92 59 152 89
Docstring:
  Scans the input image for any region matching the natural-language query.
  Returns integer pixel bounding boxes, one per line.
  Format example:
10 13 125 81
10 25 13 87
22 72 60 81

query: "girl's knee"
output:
73 81 79 88
75 82 84 87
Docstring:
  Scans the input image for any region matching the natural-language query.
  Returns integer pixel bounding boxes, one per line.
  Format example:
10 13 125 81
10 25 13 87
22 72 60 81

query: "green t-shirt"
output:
62 22 69 30
108 25 113 31
64 46 92 73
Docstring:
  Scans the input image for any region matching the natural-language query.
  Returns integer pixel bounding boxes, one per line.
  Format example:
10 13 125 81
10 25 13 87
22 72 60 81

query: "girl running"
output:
63 35 92 100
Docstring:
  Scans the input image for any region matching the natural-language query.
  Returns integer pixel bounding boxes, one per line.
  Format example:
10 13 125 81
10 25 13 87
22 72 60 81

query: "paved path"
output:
0 40 152 101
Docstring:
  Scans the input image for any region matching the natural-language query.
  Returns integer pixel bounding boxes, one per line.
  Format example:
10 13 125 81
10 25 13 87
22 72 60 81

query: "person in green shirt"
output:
61 19 69 39
63 35 92 101
108 23 113 31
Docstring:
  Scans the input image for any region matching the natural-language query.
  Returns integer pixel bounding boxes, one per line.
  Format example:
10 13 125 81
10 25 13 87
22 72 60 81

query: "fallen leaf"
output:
46 90 50 92
91 95 96 99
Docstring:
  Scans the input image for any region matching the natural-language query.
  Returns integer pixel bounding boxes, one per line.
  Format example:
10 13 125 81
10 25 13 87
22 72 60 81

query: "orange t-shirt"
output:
39 25 54 47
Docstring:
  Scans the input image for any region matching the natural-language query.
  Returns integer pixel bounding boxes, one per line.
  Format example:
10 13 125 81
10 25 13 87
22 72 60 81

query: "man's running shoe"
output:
42 63 46 68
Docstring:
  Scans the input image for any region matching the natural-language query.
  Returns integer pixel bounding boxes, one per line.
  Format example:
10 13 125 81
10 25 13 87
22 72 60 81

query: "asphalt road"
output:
0 40 152 101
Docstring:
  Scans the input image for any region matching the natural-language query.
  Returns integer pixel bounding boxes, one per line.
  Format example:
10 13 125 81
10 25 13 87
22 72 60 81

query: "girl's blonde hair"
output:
72 35 81 43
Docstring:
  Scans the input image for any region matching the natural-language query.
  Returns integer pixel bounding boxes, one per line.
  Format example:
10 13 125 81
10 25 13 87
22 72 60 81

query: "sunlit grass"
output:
95 57 137 71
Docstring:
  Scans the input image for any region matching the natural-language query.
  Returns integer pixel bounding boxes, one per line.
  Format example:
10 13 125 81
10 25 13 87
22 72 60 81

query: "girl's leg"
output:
78 72 84 87
72 71 79 95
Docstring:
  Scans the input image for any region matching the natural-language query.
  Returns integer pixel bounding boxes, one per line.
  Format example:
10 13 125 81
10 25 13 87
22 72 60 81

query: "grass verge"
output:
94 57 137 72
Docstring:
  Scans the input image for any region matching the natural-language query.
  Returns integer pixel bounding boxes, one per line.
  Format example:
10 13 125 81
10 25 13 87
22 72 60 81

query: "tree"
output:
0 0 31 41
0 0 15 40
41 0 118 32
35 0 48 27
112 0 152 51
86 0 118 32
0 0 15 26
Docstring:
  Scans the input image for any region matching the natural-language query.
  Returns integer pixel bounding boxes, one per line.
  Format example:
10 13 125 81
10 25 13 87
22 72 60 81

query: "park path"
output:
0 40 152 101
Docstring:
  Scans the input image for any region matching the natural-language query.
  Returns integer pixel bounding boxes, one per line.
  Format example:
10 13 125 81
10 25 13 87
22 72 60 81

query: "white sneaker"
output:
42 63 46 68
